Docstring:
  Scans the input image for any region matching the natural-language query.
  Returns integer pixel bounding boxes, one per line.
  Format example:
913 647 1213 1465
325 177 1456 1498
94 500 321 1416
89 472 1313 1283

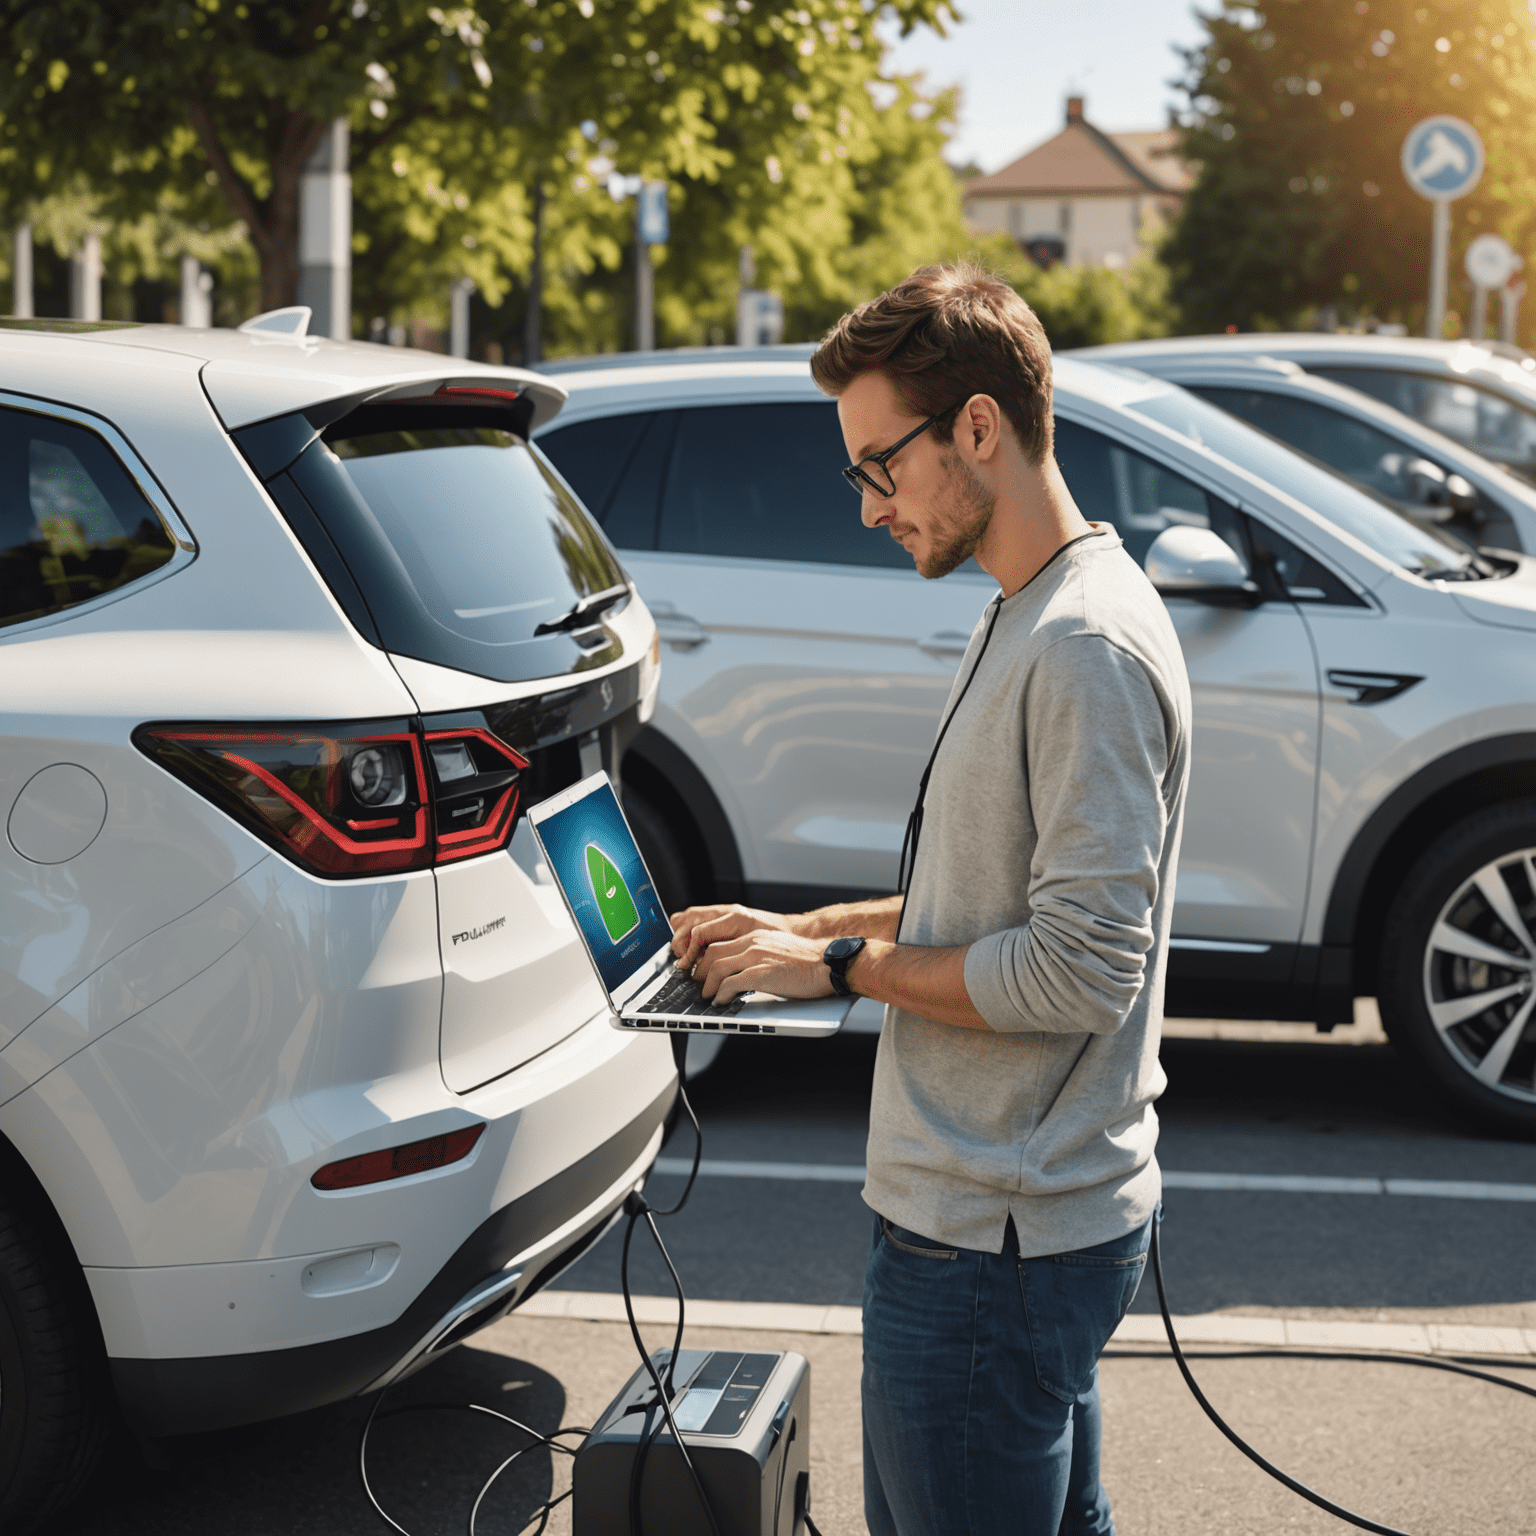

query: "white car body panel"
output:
0 322 671 1437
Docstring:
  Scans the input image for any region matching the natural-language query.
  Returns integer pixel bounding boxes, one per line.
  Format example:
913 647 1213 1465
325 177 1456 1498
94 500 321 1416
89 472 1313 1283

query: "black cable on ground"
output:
1103 1345 1536 1396
358 1385 588 1536
1152 1214 1433 1536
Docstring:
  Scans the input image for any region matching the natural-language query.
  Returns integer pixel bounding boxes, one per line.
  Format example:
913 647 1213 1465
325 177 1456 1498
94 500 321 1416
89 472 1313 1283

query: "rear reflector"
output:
312 1123 486 1190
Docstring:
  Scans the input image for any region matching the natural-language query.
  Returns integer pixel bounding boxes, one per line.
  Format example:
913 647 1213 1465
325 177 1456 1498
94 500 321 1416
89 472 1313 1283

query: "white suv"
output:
0 317 672 1530
535 347 1536 1136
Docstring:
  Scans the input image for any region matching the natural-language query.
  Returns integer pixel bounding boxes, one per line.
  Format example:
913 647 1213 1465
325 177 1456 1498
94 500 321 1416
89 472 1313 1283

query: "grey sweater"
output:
863 527 1191 1258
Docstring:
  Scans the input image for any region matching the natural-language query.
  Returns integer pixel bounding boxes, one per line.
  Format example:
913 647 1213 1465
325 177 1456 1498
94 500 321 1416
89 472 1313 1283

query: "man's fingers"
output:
680 913 758 971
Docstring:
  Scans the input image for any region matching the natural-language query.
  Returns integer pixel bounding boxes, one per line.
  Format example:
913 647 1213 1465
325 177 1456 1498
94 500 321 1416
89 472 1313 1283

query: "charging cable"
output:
1147 1209 1536 1535
618 1078 728 1536
359 1389 591 1535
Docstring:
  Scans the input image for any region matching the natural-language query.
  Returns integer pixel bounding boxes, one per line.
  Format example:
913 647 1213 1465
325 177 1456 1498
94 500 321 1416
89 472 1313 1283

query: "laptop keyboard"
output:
634 969 749 1019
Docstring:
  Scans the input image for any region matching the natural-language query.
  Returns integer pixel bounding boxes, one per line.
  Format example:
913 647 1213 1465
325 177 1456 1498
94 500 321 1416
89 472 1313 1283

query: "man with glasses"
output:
670 262 1191 1536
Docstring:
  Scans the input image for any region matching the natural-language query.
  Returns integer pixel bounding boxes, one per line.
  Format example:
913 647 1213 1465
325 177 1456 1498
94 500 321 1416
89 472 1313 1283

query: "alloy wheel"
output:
1421 846 1536 1104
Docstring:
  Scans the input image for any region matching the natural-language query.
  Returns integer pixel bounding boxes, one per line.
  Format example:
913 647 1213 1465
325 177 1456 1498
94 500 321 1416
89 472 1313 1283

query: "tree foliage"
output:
1164 0 1536 338
1161 0 1536 337
1 0 962 345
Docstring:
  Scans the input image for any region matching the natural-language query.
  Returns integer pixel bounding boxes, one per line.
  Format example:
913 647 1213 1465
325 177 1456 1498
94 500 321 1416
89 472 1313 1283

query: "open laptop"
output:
527 772 851 1038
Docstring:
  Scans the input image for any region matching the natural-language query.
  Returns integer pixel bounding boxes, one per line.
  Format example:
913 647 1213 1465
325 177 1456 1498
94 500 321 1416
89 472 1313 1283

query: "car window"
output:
0 405 177 629
535 412 653 525
1053 415 1247 569
657 402 913 568
1189 387 1424 504
1126 388 1475 577
1312 367 1536 486
282 407 629 684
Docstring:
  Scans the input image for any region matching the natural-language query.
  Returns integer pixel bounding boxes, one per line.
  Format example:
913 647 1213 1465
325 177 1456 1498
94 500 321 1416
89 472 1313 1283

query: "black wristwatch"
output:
823 936 866 998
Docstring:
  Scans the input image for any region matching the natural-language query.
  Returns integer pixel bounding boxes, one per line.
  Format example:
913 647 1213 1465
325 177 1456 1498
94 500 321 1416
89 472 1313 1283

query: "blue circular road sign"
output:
1400 115 1484 201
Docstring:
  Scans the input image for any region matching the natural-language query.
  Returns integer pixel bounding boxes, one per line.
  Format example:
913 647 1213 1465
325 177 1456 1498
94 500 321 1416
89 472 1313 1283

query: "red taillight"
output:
137 722 432 877
434 385 523 403
425 728 529 864
136 721 530 877
312 1123 486 1190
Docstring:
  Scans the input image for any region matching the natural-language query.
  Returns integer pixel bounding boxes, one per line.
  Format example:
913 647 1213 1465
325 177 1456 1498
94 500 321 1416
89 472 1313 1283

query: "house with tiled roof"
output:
963 97 1192 269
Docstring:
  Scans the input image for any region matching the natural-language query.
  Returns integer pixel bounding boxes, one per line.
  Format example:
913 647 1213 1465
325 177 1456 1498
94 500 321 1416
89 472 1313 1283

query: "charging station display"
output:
534 780 671 991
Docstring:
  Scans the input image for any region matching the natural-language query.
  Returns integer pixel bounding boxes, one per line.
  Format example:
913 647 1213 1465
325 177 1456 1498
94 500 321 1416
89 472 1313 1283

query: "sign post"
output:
1464 233 1519 341
1401 115 1484 340
634 181 668 353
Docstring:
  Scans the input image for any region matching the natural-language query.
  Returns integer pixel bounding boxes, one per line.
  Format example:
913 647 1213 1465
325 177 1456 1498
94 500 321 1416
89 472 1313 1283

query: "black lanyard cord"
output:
895 594 1005 932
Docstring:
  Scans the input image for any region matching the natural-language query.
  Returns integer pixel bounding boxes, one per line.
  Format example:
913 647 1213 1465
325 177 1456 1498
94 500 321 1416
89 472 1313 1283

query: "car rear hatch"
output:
222 369 650 1091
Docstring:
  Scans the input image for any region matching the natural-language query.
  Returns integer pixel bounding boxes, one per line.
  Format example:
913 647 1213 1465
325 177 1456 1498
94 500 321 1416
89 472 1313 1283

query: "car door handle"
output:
650 603 709 649
1326 670 1423 704
918 631 973 658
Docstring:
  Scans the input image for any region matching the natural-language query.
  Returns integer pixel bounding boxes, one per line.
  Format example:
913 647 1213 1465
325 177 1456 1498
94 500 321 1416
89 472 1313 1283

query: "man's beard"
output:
913 451 995 579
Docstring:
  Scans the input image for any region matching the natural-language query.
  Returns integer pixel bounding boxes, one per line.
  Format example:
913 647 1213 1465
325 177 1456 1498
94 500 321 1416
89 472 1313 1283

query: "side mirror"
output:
1444 472 1480 519
1146 526 1261 608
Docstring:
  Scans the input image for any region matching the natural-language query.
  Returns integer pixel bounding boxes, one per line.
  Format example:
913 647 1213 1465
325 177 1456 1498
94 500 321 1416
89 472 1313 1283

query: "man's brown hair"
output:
810 261 1053 464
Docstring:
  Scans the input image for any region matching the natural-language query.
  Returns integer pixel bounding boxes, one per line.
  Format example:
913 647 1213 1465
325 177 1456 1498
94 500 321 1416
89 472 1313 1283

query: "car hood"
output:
1450 555 1536 632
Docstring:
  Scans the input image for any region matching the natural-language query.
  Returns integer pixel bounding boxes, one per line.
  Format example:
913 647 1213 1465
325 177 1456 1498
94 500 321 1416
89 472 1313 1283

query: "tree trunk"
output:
189 99 324 315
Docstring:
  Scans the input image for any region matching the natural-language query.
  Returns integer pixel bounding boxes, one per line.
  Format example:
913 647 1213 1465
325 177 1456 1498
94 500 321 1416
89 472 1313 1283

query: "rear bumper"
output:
109 1080 673 1436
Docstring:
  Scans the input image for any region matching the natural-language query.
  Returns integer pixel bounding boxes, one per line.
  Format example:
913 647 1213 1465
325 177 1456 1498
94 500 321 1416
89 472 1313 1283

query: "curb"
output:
517 1291 1536 1359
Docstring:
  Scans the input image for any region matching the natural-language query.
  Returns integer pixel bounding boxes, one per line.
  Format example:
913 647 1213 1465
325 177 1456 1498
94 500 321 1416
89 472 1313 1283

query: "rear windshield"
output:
1127 389 1475 578
283 414 628 683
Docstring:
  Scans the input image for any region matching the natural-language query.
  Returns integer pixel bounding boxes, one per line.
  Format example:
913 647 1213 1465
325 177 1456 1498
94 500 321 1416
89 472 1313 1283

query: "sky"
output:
880 0 1213 173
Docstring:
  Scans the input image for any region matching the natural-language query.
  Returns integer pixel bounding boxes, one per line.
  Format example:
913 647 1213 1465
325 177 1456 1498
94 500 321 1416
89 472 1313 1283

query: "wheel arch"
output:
620 726 744 904
1322 733 1536 994
0 1125 110 1357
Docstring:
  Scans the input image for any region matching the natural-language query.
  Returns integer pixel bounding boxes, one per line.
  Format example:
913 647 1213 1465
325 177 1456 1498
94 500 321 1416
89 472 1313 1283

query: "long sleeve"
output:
962 633 1172 1036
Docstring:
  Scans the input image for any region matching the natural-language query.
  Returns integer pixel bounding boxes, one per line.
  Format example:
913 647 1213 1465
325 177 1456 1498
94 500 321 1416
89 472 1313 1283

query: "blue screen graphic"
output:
536 780 673 994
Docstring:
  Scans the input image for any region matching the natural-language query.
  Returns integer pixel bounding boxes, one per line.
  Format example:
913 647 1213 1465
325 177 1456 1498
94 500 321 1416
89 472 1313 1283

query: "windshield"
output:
1128 389 1475 577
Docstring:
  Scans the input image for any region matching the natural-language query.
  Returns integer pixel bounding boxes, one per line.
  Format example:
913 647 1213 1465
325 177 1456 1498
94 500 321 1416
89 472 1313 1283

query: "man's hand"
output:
670 903 802 971
692 928 836 1004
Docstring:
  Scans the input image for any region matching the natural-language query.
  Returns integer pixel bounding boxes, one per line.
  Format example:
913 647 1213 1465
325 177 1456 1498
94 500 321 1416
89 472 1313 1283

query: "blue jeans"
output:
862 1211 1153 1536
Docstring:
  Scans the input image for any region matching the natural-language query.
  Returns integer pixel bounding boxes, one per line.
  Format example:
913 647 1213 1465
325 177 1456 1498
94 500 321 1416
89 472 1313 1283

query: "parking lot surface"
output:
58 1014 1536 1535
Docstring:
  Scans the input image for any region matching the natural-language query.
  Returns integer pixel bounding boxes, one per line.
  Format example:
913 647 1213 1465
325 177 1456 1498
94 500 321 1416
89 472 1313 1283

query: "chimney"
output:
1066 96 1085 126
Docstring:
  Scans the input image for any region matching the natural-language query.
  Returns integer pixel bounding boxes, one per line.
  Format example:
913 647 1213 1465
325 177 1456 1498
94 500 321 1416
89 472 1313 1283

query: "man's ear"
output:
960 395 1004 462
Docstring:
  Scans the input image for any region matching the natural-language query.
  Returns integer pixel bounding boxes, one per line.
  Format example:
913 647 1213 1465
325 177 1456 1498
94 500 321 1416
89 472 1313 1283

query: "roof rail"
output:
238 306 312 338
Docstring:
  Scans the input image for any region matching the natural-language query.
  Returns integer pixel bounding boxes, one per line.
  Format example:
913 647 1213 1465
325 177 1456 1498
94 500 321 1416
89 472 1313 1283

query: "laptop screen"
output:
534 778 673 994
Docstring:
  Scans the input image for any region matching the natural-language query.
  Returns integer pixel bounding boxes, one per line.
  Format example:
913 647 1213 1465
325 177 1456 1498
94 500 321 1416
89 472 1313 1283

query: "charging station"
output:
573 1348 811 1536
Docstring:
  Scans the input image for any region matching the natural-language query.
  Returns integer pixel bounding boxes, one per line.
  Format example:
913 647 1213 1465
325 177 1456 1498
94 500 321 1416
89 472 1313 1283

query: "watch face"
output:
827 937 862 960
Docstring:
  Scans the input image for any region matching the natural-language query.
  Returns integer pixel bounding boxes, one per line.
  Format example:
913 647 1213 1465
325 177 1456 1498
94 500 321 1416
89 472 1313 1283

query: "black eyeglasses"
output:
841 404 962 498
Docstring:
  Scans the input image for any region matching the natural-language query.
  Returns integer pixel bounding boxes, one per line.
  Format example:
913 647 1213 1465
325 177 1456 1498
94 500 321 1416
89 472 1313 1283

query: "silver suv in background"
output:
1070 348 1536 557
1078 333 1536 489
535 347 1536 1136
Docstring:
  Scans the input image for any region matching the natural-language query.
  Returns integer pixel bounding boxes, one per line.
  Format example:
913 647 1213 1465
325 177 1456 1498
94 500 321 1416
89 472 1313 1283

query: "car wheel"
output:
0 1186 110 1534
624 786 698 919
1378 801 1536 1133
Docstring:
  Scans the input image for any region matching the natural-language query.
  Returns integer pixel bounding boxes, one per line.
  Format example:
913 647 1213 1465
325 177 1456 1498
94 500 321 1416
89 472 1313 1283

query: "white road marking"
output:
651 1158 1536 1202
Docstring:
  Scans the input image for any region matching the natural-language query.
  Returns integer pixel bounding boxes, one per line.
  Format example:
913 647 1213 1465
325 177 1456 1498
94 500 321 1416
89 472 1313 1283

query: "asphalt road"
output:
56 1020 1536 1535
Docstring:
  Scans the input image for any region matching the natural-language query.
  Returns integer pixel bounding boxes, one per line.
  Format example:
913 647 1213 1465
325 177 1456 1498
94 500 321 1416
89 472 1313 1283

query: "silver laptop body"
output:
526 772 850 1039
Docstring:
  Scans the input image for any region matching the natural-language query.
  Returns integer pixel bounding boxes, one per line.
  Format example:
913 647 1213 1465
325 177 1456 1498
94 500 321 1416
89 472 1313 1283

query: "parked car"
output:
1076 332 1536 490
0 315 673 1531
1066 347 1536 557
534 346 1536 1138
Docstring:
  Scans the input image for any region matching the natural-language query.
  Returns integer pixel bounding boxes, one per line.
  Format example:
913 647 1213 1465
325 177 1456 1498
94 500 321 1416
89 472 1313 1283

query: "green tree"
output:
1164 0 1536 338
2 0 956 329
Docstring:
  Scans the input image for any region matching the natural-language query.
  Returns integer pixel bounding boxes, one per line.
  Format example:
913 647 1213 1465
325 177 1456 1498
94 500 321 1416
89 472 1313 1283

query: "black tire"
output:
1378 800 1536 1134
0 1184 111 1533
623 786 699 918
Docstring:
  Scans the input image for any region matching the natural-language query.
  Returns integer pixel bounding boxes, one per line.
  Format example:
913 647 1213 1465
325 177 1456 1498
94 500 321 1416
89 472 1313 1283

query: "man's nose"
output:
861 491 892 530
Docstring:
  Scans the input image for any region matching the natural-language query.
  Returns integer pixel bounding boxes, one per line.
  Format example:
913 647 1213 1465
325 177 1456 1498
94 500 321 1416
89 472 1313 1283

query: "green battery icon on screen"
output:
586 843 640 943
